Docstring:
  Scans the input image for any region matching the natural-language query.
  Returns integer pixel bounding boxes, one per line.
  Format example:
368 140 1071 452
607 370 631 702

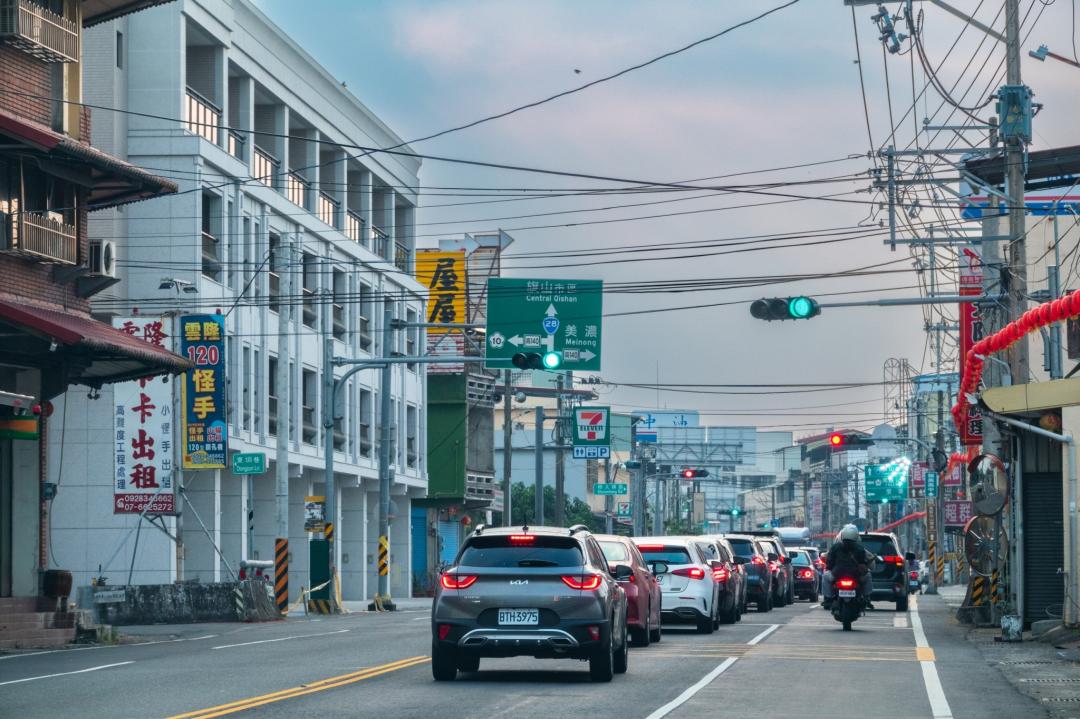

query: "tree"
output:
509 483 604 532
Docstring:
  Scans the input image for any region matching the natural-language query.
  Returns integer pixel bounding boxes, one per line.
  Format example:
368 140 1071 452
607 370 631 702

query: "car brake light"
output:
836 577 856 589
562 574 603 591
751 556 766 565
437 624 451 640
883 555 905 567
636 544 664 552
508 534 535 544
672 567 706 580
909 571 919 580
799 569 814 579
768 561 778 572
439 573 478 590
587 625 600 641
712 567 729 583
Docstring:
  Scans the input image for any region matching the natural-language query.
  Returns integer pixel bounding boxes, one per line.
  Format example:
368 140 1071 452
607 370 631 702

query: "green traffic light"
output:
542 351 561 369
788 296 815 319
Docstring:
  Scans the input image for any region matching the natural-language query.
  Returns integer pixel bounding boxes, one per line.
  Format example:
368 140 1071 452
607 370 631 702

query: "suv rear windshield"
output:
727 538 757 560
599 541 630 563
860 536 899 557
637 545 693 565
790 552 811 566
458 536 583 568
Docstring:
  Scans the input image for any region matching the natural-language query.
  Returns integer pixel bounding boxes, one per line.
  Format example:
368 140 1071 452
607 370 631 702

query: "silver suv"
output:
431 524 630 682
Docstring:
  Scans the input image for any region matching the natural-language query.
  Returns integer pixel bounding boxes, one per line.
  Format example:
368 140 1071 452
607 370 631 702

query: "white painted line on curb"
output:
910 596 954 719
644 624 780 719
0 661 133 686
212 629 348 650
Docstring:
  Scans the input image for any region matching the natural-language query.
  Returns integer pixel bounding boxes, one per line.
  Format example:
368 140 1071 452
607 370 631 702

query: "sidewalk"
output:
939 583 1080 718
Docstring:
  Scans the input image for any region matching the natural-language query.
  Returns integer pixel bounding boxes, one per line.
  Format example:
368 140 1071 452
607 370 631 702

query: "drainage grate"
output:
1020 678 1080 683
1042 697 1080 703
1000 660 1054 665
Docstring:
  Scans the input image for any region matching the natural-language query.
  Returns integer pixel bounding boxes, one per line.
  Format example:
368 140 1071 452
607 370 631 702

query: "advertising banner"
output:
959 247 984 446
944 500 974 527
113 317 175 514
415 250 466 333
572 406 610 459
180 314 228 469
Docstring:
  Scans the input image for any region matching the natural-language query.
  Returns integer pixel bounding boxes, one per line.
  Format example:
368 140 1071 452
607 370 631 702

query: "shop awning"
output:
0 299 191 397
81 0 175 28
981 378 1080 414
0 111 178 209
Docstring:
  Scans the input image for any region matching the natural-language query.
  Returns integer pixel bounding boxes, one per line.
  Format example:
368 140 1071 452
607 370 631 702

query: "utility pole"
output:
603 459 613 533
534 406 544 524
1004 0 1029 386
374 302 395 610
273 233 293 613
554 373 566 527
502 370 513 525
652 474 663 535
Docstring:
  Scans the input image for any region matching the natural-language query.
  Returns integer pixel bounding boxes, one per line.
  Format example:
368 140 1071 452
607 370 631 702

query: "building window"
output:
301 368 316 445
359 389 372 457
268 232 280 313
406 308 417 370
301 253 317 328
201 192 222 282
406 405 418 468
116 31 123 68
358 282 372 351
268 355 278 437
242 345 251 431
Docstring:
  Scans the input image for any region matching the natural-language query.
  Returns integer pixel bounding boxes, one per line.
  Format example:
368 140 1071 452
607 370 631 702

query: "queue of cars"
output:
430 524 835 682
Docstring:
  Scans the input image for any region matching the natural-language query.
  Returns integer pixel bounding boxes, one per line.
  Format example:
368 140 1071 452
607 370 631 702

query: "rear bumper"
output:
434 620 608 659
794 579 818 595
659 591 710 620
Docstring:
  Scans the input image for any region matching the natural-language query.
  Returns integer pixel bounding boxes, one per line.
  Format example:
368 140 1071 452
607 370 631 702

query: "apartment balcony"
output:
332 302 345 340
0 0 78 63
1 211 77 265
301 286 316 328
227 129 245 160
370 225 388 257
317 191 338 227
345 210 365 244
254 146 278 188
358 314 371 351
301 405 316 445
286 171 309 209
394 242 410 273
185 88 220 145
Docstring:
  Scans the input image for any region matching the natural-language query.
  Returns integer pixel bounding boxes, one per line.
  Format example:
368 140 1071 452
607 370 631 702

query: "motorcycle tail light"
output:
836 578 857 590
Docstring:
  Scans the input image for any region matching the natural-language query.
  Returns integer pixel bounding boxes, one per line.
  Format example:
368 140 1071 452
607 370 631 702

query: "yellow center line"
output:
165 656 430 719
915 647 935 661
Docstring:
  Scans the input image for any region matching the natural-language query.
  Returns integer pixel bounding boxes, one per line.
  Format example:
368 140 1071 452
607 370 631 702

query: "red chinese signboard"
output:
113 317 174 514
943 500 974 527
959 247 984 446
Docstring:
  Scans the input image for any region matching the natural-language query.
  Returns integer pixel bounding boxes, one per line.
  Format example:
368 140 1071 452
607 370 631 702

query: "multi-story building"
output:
0 0 184 614
45 0 425 602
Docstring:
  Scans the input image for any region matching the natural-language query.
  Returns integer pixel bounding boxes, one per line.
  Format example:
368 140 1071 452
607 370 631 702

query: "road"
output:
0 594 1045 719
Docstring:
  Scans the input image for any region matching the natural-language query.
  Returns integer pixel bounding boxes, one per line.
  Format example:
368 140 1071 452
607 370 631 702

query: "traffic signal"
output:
680 468 710 479
827 432 872 449
729 507 741 517
512 351 562 370
750 296 821 321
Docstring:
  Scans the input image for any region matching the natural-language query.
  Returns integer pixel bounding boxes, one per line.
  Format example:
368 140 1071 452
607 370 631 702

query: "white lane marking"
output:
0 634 218 660
894 615 909 628
412 616 429 621
910 596 954 719
211 628 348 650
645 624 780 719
0 661 133 686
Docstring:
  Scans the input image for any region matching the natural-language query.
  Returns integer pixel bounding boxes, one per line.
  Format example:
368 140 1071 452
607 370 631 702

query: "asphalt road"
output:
0 594 1045 719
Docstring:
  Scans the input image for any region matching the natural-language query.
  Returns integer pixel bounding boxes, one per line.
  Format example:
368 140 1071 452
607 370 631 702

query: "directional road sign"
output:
485 278 603 370
926 471 939 498
232 452 266 475
593 483 628 496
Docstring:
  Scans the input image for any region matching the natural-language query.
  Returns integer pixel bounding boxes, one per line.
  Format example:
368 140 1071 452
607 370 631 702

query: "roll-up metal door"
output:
438 519 461 566
1021 432 1064 626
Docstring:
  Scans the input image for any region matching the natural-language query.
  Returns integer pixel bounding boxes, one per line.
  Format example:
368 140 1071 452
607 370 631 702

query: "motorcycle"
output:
907 569 921 595
831 576 864 631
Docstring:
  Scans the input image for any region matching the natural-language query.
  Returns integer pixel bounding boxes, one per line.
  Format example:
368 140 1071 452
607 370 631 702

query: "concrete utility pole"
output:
502 370 513 526
1004 0 1029 386
603 459 613 534
274 233 293 611
554 373 566 527
534 406 545 524
375 302 395 608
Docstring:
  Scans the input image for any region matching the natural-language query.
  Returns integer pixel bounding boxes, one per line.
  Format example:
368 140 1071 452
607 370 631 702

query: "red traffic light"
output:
682 468 694 479
680 468 710 479
829 433 844 447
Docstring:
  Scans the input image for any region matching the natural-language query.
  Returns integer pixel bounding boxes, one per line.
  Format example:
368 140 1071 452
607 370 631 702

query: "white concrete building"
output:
46 0 426 601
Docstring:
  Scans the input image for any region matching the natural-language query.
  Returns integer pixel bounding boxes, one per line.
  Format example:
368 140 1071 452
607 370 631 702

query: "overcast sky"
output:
255 0 1079 438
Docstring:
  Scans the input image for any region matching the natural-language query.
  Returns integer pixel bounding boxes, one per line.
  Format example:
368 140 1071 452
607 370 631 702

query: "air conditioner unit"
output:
89 240 116 277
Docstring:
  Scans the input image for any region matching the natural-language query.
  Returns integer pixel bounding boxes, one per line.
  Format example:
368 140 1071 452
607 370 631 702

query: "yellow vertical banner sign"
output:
414 250 466 333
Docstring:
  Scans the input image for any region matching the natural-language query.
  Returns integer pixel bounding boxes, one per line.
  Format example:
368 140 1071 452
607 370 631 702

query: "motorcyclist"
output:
822 525 876 610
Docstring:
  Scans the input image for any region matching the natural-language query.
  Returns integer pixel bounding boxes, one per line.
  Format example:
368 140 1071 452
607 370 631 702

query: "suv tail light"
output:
751 556 766 566
798 569 814 580
711 567 729 583
672 567 706 580
440 573 478 590
836 577 856 590
768 561 779 572
883 555 905 567
561 574 603 591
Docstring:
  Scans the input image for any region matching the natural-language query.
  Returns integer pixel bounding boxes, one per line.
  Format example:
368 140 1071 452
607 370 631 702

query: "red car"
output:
597 535 663 646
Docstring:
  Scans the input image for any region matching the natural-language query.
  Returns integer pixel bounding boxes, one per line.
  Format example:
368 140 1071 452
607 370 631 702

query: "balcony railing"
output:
301 286 316 327
318 192 338 227
345 210 365 244
0 0 78 63
332 302 345 340
1 211 77 265
286 171 309 209
394 242 410 273
371 225 388 257
185 88 220 145
227 129 245 160
254 146 278 188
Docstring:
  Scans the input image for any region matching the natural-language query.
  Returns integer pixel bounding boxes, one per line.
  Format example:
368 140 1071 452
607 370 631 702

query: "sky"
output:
253 0 1080 438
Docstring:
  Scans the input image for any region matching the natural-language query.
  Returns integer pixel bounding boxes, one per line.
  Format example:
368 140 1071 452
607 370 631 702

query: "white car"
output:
634 536 719 634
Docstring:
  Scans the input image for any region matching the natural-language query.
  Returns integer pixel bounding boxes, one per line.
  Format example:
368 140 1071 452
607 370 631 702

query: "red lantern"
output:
1069 291 1080 315
1053 298 1070 321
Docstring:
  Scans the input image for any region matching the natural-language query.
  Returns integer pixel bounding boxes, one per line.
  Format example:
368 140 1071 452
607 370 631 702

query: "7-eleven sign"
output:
572 406 611 459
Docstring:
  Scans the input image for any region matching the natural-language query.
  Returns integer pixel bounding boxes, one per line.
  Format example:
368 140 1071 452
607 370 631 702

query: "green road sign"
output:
864 460 910 503
485 278 603 371
232 452 266 475
594 483 628 496
925 471 939 498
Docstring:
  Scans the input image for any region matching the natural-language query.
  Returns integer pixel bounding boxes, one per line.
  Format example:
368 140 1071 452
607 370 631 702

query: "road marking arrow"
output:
545 304 558 317
508 335 523 347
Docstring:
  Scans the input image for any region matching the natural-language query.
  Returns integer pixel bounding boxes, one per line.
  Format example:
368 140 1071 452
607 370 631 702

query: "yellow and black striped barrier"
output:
275 537 289 615
325 523 334 543
991 568 1001 605
971 575 986 605
378 535 389 576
